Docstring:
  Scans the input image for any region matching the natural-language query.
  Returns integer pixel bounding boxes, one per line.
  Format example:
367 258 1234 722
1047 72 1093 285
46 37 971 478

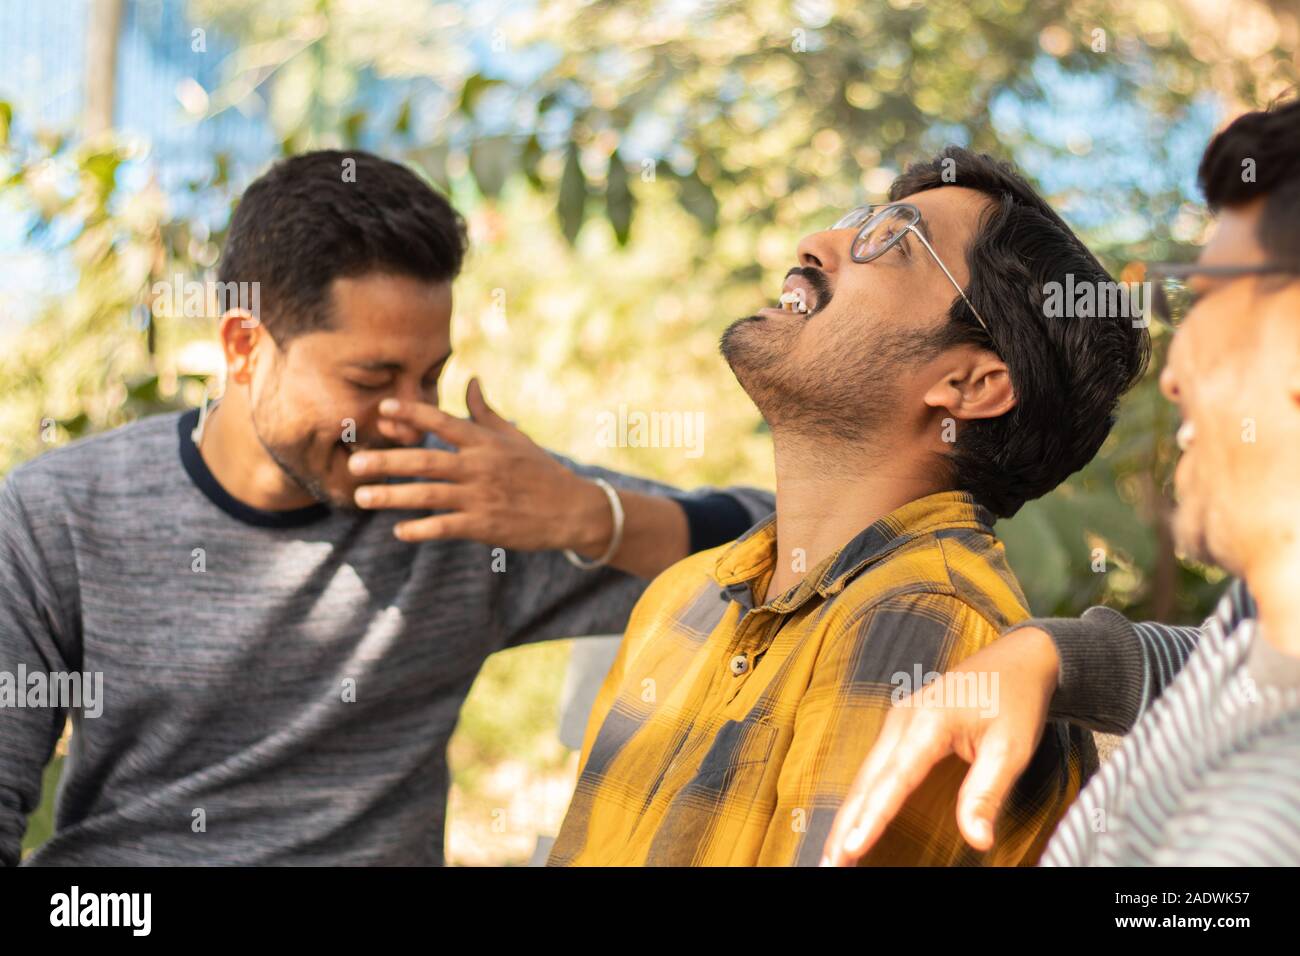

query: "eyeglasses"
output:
831 202 991 335
1146 262 1299 326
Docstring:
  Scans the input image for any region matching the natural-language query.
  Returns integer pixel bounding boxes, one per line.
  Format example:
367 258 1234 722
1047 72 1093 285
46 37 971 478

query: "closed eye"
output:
892 229 912 259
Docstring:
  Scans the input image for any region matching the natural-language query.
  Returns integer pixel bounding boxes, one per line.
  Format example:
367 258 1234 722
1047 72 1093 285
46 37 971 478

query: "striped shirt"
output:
1025 580 1300 866
549 491 1094 866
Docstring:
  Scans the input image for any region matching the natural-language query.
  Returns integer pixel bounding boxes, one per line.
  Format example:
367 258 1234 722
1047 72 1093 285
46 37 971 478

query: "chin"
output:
721 315 785 374
1171 507 1213 566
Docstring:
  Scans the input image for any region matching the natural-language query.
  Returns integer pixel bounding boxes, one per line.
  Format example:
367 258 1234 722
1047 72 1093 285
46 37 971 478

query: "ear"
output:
217 309 271 386
922 347 1016 422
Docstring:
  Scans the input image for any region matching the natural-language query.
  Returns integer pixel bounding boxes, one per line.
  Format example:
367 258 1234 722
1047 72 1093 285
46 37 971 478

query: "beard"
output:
256 429 340 507
721 306 944 442
248 377 397 511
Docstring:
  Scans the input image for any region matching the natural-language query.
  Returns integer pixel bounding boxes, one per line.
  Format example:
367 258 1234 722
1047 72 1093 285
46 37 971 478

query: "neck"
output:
762 428 945 602
1241 534 1300 658
198 393 318 511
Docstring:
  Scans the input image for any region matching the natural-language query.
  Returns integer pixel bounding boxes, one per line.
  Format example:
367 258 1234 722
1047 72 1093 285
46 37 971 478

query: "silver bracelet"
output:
563 477 625 570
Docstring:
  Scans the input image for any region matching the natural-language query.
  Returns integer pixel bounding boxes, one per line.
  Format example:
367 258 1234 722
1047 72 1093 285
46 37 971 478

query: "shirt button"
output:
729 654 749 676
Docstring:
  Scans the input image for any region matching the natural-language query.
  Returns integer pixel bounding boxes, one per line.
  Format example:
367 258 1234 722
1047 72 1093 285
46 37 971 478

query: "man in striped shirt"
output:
824 98 1300 867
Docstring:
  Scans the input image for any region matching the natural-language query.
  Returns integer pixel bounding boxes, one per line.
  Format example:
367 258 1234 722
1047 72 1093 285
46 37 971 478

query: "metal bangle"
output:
563 477 625 570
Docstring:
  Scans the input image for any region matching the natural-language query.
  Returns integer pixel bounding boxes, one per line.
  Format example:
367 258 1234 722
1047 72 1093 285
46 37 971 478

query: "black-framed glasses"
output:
1146 262 1299 327
831 202 991 334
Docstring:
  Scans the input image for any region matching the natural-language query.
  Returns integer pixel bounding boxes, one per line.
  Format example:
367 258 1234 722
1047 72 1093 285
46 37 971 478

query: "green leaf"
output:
998 501 1072 614
459 74 503 116
342 111 366 147
605 151 634 245
212 153 230 188
470 135 515 199
393 99 412 136
81 150 122 201
412 144 451 193
557 143 587 245
0 101 11 148
676 170 717 233
521 135 544 191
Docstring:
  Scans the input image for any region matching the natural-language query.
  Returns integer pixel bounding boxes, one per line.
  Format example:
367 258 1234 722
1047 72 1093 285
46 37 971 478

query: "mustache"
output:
784 265 833 315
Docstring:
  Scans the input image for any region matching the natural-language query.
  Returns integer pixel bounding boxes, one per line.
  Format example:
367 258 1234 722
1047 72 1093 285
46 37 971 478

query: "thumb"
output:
465 377 514 433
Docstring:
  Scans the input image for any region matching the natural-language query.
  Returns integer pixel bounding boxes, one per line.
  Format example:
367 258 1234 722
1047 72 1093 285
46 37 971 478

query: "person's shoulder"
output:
837 524 1027 632
3 411 186 511
625 541 738 639
644 541 734 602
1172 731 1300 864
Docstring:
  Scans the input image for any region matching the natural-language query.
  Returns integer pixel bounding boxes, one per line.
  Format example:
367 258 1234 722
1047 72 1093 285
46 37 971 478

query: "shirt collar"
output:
713 490 995 613
178 407 332 528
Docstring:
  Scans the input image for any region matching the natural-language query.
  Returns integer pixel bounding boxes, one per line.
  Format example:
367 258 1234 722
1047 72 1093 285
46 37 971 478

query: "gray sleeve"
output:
495 456 771 649
0 477 75 866
1008 607 1202 735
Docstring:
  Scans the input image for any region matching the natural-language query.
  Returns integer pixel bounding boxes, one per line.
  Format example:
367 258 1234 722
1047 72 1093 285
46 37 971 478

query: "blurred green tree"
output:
7 0 1293 621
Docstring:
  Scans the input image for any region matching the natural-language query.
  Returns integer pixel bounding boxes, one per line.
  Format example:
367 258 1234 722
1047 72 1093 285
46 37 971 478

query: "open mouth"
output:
777 273 818 315
778 290 811 314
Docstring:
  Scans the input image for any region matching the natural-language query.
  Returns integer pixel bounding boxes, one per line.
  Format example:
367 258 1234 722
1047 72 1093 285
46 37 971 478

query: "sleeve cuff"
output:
672 492 755 554
1009 606 1147 734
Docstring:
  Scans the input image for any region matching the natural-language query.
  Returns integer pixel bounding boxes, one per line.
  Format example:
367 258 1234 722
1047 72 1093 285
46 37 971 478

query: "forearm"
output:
567 484 689 579
564 467 769 579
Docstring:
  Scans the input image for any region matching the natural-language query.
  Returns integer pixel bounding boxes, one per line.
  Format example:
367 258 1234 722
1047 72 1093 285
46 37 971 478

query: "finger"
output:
378 398 482 447
827 718 954 866
354 481 466 512
347 447 465 481
392 512 488 543
822 710 909 863
376 417 423 447
955 731 1028 852
465 377 516 435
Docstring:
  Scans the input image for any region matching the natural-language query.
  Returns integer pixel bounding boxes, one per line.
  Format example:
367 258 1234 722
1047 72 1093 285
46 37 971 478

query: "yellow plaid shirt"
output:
548 491 1094 866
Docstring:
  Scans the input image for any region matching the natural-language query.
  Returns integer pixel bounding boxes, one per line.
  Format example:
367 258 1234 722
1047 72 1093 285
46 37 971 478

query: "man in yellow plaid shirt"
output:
548 147 1150 866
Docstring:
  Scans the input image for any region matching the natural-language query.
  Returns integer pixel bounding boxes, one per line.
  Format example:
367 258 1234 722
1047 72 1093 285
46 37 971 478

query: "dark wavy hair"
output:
1198 94 1300 267
218 149 468 343
889 147 1151 518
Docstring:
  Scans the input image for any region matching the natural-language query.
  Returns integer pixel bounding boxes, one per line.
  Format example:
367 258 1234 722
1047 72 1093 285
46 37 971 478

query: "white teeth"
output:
779 291 809 314
1176 421 1195 451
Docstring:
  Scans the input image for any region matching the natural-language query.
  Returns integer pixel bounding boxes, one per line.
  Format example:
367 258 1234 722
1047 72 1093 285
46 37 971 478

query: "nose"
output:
391 377 435 409
796 228 851 274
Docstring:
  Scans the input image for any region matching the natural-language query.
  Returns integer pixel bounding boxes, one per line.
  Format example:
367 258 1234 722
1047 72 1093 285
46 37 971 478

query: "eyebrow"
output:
347 351 453 376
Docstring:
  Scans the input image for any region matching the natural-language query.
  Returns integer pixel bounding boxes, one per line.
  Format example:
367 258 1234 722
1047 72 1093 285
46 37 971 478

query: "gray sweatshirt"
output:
1024 580 1300 866
0 408 772 866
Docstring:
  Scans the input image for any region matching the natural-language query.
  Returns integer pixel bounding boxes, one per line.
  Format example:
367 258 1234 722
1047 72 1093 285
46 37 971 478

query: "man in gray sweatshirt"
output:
822 98 1300 867
0 150 772 866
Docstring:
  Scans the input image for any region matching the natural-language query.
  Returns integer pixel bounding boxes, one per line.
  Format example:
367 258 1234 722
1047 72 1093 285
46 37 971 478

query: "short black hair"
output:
217 149 468 342
889 147 1150 518
1198 94 1300 267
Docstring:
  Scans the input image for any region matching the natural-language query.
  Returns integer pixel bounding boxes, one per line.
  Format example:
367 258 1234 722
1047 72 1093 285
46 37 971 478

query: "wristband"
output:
563 477 625 570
